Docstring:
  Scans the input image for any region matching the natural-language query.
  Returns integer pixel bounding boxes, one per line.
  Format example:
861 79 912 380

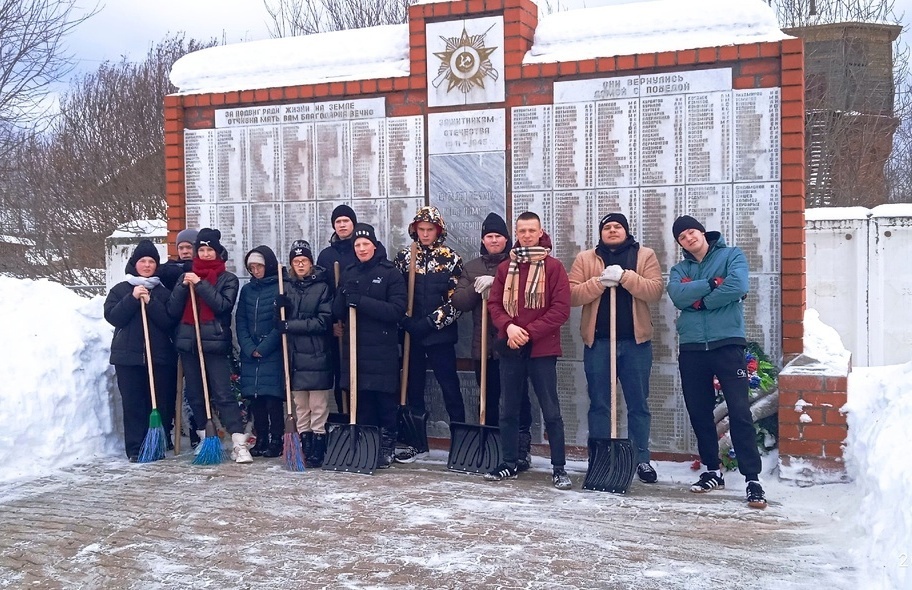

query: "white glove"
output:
602 265 624 283
474 275 495 295
599 276 619 288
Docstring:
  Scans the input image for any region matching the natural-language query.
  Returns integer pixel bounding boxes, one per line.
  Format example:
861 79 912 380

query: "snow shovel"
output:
327 260 351 426
322 306 380 475
447 299 502 474
397 242 429 453
278 266 306 471
583 286 636 493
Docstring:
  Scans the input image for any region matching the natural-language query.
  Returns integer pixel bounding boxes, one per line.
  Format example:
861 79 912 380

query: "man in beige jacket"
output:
568 213 664 483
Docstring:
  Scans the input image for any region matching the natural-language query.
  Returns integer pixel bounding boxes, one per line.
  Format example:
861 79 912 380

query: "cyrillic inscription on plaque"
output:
596 98 638 188
639 95 685 186
511 105 553 191
184 130 215 206
553 103 595 190
282 124 315 201
351 119 385 199
248 126 280 203
315 122 351 200
686 92 732 184
386 116 425 197
734 88 781 182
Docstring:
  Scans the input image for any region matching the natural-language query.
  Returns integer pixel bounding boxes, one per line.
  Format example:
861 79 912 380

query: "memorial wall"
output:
167 0 803 455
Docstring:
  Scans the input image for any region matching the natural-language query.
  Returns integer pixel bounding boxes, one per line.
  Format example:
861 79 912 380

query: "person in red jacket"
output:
485 211 572 490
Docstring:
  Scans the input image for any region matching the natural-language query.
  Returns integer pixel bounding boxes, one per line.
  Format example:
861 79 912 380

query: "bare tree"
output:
264 0 413 36
771 0 894 27
2 35 216 285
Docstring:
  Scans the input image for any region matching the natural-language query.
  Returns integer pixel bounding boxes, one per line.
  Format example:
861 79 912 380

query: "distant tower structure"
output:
784 22 901 207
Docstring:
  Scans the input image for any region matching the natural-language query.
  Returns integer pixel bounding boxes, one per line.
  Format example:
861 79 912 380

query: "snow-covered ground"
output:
0 275 909 588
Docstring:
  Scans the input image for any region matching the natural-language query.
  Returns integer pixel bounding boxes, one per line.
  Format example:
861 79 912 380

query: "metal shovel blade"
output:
582 437 637 493
447 422 502 474
396 405 429 453
322 424 380 475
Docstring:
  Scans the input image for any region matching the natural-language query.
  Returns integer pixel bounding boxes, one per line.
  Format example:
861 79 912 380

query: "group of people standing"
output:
104 203 767 509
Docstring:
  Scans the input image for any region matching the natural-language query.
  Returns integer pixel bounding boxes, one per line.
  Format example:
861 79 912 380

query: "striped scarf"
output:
503 246 549 318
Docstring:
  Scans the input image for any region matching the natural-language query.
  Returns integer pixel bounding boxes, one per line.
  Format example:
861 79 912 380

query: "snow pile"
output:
170 24 410 94
0 277 120 483
844 360 912 590
526 0 791 64
802 309 852 373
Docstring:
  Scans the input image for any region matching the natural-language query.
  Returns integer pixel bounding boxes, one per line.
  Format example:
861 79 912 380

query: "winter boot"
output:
249 434 268 457
263 437 283 458
377 429 396 469
230 432 253 464
516 430 533 472
193 430 206 456
309 433 327 468
301 432 315 467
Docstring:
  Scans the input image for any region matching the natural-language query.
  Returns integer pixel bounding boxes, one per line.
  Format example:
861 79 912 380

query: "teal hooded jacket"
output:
667 232 748 350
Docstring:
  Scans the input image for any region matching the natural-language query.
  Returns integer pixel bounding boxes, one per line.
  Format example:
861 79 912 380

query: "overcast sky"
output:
64 0 912 78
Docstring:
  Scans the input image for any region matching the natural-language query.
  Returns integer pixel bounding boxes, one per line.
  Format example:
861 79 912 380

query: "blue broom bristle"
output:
192 435 225 465
138 425 167 463
282 431 306 472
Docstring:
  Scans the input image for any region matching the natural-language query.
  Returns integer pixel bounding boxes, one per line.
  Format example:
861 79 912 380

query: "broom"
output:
278 266 306 471
189 282 225 465
137 297 167 463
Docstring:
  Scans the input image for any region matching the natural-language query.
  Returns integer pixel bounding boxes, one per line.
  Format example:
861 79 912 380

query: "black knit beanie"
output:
195 228 225 257
352 223 378 247
598 213 630 236
481 212 510 241
672 216 706 241
289 240 314 264
331 204 357 226
127 239 160 269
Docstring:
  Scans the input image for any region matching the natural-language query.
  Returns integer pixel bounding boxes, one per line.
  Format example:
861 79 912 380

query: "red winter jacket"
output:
487 232 570 358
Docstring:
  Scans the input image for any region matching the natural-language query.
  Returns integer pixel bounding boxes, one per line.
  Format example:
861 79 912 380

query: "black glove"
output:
274 318 288 333
403 315 434 339
274 294 291 309
344 280 361 307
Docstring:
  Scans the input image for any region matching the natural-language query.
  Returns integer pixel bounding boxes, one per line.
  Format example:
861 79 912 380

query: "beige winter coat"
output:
568 246 664 346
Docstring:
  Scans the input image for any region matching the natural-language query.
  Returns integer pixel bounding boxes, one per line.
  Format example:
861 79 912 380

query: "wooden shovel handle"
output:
139 298 158 410
335 261 348 415
188 283 213 420
400 241 417 406
278 267 293 411
349 306 357 425
610 286 618 439
174 362 183 454
479 294 489 426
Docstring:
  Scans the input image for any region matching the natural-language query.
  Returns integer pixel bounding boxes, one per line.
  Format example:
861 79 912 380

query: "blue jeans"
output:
583 339 653 464
500 355 565 467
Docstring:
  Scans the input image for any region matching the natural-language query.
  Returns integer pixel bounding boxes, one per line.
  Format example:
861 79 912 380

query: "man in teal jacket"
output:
667 216 767 509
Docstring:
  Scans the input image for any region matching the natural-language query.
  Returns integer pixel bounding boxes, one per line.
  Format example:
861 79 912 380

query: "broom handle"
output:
278 267 294 413
139 298 158 410
479 291 489 426
174 362 183 454
610 286 618 439
334 261 348 415
189 283 214 421
400 242 417 406
349 306 358 425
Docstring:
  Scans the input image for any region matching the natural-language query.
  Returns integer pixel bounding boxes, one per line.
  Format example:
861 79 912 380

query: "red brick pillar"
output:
777 355 851 484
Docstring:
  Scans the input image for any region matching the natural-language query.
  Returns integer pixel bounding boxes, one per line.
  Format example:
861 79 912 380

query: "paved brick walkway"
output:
0 452 855 589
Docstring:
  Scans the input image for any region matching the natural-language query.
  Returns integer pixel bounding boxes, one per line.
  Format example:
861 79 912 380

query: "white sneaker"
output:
231 432 253 464
193 430 207 456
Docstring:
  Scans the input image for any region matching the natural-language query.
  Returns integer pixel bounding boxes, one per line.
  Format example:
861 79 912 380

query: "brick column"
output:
777 354 851 484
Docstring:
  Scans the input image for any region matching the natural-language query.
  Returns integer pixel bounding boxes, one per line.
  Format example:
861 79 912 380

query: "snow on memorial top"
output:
169 0 791 96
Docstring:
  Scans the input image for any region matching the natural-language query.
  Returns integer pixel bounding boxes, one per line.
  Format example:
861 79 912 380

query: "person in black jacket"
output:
392 206 465 463
167 228 250 463
277 241 333 468
104 240 178 462
236 246 284 458
316 205 388 419
333 224 407 469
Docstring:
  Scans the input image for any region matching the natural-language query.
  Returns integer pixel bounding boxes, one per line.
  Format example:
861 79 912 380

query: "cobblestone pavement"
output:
0 451 855 589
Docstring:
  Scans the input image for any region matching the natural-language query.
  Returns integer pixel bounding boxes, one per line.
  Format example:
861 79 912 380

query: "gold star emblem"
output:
432 24 499 94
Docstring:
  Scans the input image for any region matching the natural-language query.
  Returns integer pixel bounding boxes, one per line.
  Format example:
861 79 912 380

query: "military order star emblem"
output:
432 24 499 94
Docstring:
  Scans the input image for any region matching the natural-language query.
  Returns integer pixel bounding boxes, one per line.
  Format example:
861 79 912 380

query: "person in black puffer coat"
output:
167 228 250 463
104 240 178 461
276 241 333 467
236 245 284 458
333 224 407 468
392 206 465 461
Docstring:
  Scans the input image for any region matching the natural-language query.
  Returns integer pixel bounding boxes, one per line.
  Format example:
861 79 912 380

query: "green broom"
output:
189 283 224 465
137 298 167 463
278 266 305 471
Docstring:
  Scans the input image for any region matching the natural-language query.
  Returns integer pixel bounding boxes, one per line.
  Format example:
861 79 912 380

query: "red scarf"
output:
181 258 225 325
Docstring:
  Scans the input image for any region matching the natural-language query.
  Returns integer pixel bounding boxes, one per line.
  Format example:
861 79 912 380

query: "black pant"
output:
679 345 761 479
115 363 177 458
473 358 532 431
500 355 566 467
180 352 244 434
407 342 465 423
356 389 398 435
249 397 284 442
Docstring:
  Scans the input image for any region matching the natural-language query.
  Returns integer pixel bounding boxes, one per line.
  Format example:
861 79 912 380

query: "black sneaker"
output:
393 446 426 464
377 450 393 469
484 462 518 481
552 468 572 490
746 481 767 509
637 462 657 483
690 471 725 493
